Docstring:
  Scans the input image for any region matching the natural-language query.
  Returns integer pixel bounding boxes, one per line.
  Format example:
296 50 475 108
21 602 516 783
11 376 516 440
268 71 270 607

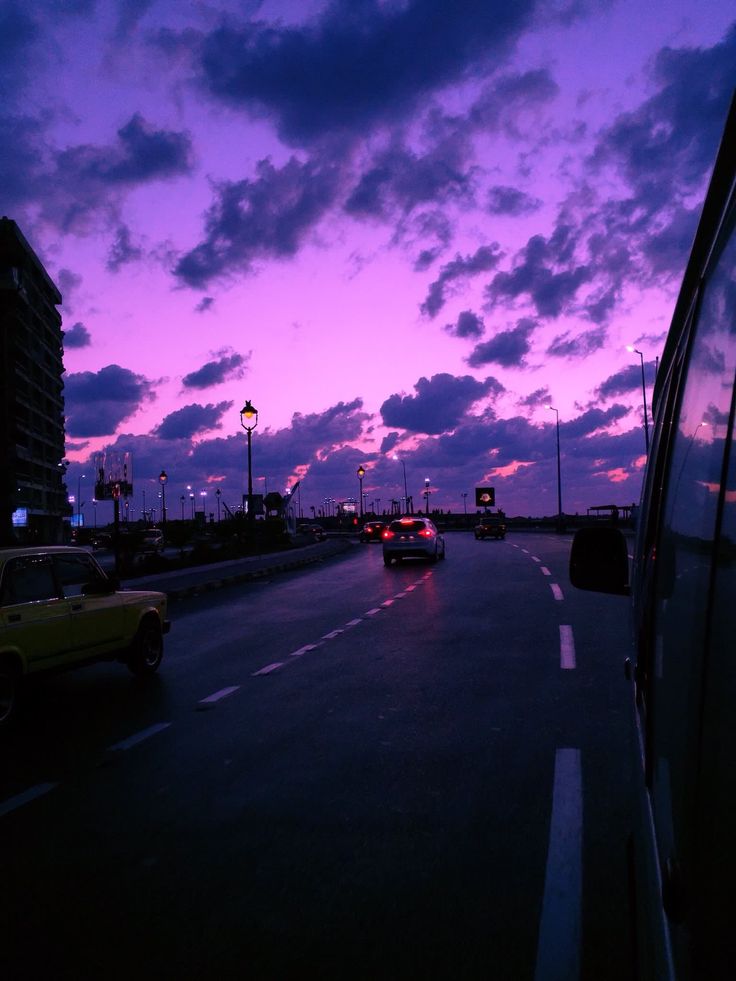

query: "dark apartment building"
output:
0 217 70 545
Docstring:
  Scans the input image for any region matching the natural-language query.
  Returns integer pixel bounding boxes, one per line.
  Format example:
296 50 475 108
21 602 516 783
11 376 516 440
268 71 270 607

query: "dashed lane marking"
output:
252 662 284 676
345 618 363 628
559 626 576 670
322 629 344 640
534 748 582 981
532 556 541 563
108 722 172 753
199 686 240 705
541 567 551 576
0 782 59 819
289 643 321 658
364 608 382 616
550 583 564 601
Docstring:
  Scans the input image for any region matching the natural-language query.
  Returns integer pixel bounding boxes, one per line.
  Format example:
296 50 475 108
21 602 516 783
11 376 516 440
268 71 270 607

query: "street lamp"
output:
180 495 185 521
240 399 259 527
77 473 86 528
200 490 207 516
216 487 221 522
392 454 409 514
189 491 195 519
424 477 430 513
461 492 468 522
547 405 563 530
627 346 650 453
357 466 365 517
158 470 168 533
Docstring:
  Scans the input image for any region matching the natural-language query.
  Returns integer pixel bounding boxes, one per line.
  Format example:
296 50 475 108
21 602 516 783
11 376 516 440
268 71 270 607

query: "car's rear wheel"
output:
383 555 395 567
0 657 21 729
127 618 163 677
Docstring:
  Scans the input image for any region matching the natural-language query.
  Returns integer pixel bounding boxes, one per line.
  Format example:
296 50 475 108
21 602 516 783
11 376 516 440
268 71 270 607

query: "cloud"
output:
421 244 501 317
467 318 537 368
197 0 539 145
486 184 542 216
107 224 144 271
154 401 233 440
174 155 340 287
380 373 504 434
546 325 607 358
0 3 41 100
518 386 551 410
64 364 155 437
596 362 656 400
63 322 91 349
445 309 484 339
195 296 215 313
182 350 249 389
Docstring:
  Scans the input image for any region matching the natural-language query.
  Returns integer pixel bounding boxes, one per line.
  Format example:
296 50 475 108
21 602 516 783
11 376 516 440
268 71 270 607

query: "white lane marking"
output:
522 548 530 554
534 748 583 981
559 626 576 670
364 608 382 616
532 556 541 563
252 662 284 676
381 599 394 608
289 643 319 657
345 618 362 628
541 567 551 576
322 629 344 640
405 585 416 592
199 686 240 705
394 592 407 598
0 782 59 819
109 722 172 753
550 583 564 601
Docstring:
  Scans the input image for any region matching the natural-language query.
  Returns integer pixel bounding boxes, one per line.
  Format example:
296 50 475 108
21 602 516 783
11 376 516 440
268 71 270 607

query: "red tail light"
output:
382 529 394 540
418 528 434 538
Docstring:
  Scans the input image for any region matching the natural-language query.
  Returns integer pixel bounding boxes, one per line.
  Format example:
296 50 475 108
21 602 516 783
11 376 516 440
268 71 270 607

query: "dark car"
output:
569 95 736 981
474 513 506 539
382 516 446 566
297 523 326 541
360 520 386 543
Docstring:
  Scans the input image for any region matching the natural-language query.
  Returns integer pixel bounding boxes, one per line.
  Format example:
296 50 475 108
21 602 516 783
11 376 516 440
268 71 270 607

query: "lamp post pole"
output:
180 495 185 521
216 487 221 522
462 492 468 523
628 346 650 453
77 473 86 528
548 406 563 529
393 455 408 514
357 466 365 518
158 470 168 536
240 400 259 531
424 478 430 514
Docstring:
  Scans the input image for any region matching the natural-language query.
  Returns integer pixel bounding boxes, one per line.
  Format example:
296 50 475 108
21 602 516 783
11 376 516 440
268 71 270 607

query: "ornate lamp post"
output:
627 345 650 453
547 405 563 530
424 477 430 513
357 466 365 517
392 454 408 513
240 400 259 528
158 470 168 534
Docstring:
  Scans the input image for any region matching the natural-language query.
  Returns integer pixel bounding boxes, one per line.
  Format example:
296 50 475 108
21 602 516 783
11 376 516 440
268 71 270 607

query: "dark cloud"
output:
182 351 249 389
561 404 630 438
0 114 48 210
445 310 484 339
518 386 551 409
0 3 41 100
195 296 215 313
421 244 501 317
63 322 91 349
107 224 143 272
486 184 541 216
64 364 155 437
380 373 503 434
37 114 193 232
197 0 539 145
174 156 340 288
596 362 657 400
467 318 537 368
485 229 591 318
57 268 82 307
547 325 607 358
154 401 233 440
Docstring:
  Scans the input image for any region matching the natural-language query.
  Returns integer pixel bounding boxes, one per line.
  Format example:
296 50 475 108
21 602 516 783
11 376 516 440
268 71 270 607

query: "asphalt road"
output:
0 532 636 980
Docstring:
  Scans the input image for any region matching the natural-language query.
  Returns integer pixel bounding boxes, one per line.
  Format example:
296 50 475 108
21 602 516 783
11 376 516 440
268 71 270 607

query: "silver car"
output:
382 517 446 566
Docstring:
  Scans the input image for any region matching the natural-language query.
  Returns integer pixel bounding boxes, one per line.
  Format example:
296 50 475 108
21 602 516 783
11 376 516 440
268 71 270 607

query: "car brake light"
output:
382 529 394 540
418 528 434 538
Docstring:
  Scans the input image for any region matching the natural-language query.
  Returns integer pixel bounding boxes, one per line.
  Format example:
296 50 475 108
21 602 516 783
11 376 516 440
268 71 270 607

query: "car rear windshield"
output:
389 520 427 532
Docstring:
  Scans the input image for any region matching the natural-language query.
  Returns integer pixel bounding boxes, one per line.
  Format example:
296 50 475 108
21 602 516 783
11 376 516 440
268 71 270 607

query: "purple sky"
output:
4 1 735 521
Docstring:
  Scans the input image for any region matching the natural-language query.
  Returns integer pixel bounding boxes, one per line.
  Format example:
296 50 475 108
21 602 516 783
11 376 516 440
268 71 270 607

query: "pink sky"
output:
4 0 735 521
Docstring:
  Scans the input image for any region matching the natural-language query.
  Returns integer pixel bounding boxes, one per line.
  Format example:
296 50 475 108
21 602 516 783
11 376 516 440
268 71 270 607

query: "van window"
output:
648 212 736 934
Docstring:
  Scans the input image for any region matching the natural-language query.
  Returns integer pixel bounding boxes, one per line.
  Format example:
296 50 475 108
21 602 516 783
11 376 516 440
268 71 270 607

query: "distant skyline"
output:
3 0 735 521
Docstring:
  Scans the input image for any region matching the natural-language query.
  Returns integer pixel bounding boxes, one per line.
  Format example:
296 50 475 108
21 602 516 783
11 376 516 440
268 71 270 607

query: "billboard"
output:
475 486 495 507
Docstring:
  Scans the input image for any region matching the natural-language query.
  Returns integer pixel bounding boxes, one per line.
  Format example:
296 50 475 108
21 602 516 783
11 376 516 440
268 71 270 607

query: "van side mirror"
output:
569 526 630 596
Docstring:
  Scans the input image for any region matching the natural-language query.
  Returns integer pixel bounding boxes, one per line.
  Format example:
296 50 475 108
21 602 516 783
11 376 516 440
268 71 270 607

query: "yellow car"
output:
0 546 170 728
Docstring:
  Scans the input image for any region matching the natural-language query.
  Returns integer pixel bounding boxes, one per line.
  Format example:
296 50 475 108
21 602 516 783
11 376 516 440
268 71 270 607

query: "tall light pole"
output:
627 346 650 453
240 399 259 529
461 492 468 523
158 470 168 534
200 490 207 517
189 492 195 519
547 405 563 529
180 495 185 521
77 473 86 528
393 454 408 513
424 477 430 513
216 487 221 522
357 466 365 518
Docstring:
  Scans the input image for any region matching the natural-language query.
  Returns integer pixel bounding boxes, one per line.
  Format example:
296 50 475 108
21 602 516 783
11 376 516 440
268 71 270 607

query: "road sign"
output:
475 486 495 507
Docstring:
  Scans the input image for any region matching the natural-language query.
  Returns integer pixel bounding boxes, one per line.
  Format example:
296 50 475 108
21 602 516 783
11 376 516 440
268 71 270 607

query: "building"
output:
0 217 70 544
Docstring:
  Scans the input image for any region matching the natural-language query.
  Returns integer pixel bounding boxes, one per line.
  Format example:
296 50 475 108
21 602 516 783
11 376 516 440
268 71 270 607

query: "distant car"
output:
140 528 164 552
474 513 506 540
382 517 446 566
360 520 386 543
90 532 112 550
297 523 326 541
0 546 170 728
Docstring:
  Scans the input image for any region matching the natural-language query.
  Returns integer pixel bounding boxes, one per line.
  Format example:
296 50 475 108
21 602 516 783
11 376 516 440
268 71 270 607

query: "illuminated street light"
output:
627 346 650 453
158 470 168 534
357 466 365 517
392 454 409 514
240 400 259 528
424 477 430 513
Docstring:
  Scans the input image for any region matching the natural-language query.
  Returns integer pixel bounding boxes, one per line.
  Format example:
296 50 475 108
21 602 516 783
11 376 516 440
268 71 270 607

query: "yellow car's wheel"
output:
0 657 21 729
127 618 163 677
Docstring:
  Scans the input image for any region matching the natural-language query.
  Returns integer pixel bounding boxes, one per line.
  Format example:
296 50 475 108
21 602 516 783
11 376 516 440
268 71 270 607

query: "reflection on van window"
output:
650 218 736 926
